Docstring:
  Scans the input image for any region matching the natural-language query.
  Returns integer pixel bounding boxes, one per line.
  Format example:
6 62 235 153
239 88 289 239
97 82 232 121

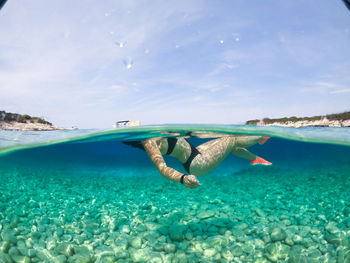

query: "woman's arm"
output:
142 138 201 188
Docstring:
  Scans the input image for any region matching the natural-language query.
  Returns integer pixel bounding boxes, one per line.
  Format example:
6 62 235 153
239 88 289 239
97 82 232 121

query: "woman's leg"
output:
187 135 271 176
232 147 272 165
234 135 264 148
189 136 236 176
231 147 257 161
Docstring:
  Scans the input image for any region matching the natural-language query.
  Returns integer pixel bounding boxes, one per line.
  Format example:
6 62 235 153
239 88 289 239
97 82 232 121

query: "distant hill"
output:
0 110 52 125
0 110 60 131
246 111 350 127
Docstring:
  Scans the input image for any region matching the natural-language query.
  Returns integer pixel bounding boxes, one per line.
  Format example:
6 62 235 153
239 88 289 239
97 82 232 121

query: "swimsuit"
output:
165 138 200 173
123 137 201 173
182 143 201 173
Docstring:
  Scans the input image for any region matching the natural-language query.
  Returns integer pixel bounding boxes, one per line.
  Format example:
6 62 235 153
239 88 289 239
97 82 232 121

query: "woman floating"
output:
135 134 271 189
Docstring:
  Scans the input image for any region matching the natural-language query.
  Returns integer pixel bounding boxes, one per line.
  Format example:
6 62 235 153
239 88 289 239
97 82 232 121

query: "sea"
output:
0 125 350 263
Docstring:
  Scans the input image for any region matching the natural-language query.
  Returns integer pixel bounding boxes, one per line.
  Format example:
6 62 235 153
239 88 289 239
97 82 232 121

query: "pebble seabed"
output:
1 164 350 263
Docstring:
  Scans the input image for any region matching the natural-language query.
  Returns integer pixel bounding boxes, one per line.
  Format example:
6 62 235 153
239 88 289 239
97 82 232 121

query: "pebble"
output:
56 227 64 237
130 248 151 262
0 252 12 263
231 245 243 257
324 232 341 245
56 243 74 257
114 248 129 259
0 241 10 253
11 255 30 263
197 210 215 219
169 225 185 241
53 255 67 263
203 248 217 257
235 222 248 230
120 225 131 233
270 227 287 242
255 208 266 217
265 242 290 262
164 243 177 253
1 229 17 244
130 236 142 249
68 253 92 263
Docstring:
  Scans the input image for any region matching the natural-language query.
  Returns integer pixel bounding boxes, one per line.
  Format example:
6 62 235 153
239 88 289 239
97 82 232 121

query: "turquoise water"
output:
1 125 350 263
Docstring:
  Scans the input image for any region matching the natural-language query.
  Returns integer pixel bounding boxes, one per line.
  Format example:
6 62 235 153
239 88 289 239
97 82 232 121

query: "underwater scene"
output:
1 125 350 263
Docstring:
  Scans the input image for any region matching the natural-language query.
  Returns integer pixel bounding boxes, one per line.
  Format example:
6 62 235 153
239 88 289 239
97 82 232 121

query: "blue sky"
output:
0 0 349 128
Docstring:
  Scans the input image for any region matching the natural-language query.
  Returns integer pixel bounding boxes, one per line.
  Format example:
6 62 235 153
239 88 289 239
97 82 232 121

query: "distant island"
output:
246 111 350 128
0 110 62 131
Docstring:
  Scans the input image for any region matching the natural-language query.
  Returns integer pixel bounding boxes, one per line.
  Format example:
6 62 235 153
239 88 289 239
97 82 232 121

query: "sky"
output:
0 0 350 128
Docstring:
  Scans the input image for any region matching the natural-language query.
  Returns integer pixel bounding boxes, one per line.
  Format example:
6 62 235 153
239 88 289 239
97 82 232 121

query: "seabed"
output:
1 126 350 262
1 163 350 263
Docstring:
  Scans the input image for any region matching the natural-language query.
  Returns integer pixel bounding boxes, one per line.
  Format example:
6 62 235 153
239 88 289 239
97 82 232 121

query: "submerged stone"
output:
230 245 243 257
130 248 152 263
11 255 30 263
153 243 165 252
169 225 185 241
53 255 67 263
337 247 350 263
265 242 289 262
270 227 287 242
0 241 10 253
8 247 20 257
114 247 129 259
164 243 177 253
325 232 341 245
100 256 116 263
95 245 114 257
221 248 233 261
235 222 248 230
197 210 215 219
68 254 92 263
68 246 92 263
1 229 17 244
203 248 217 257
130 237 142 249
0 252 12 263
56 243 74 257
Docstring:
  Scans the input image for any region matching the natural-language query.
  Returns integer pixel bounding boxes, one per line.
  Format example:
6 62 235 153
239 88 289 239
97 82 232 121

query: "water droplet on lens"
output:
115 41 126 48
144 49 150 54
123 59 133 69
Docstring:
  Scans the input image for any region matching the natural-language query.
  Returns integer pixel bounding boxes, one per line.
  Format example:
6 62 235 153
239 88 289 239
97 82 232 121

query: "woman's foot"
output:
259 136 271 145
251 157 272 165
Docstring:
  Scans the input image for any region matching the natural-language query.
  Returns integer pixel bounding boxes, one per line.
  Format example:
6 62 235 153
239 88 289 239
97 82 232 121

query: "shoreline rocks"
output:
247 117 350 128
260 118 350 128
0 121 63 131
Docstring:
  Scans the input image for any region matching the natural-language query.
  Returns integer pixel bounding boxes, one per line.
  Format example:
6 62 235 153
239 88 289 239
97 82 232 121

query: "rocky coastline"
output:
0 110 62 131
246 111 350 128
0 121 63 131
257 118 350 128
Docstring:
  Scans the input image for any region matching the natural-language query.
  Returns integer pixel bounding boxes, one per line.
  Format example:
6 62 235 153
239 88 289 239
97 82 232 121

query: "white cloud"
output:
330 88 350 94
315 82 337 88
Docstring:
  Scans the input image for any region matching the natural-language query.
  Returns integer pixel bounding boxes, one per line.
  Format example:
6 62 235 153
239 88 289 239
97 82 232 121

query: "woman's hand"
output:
183 175 201 189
